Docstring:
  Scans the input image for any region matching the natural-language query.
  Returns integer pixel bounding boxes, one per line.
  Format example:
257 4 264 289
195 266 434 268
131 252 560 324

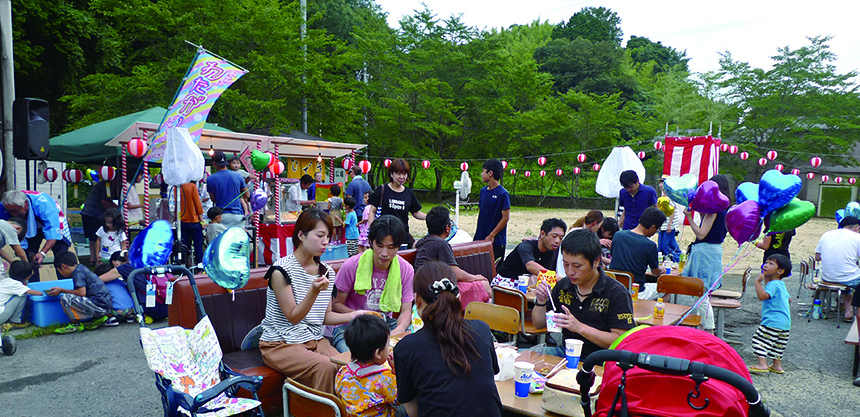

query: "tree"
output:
552 7 622 45
534 37 637 99
626 35 689 74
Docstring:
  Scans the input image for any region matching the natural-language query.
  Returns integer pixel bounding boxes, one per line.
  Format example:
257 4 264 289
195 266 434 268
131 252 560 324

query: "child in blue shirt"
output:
749 254 791 374
344 195 360 257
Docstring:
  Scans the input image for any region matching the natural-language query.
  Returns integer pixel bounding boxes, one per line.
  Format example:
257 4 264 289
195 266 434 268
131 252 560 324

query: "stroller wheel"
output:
2 335 17 356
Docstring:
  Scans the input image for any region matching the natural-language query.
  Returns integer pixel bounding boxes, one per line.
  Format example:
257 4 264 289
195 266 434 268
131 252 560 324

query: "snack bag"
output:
537 269 558 289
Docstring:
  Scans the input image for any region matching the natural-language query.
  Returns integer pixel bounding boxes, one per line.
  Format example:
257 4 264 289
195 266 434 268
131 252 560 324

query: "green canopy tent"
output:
48 107 232 164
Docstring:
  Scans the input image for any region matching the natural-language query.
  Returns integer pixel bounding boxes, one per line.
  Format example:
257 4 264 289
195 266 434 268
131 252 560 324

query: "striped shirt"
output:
260 254 334 344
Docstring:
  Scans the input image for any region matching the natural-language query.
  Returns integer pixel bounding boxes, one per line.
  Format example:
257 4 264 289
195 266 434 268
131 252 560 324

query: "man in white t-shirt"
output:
815 216 860 320
284 175 315 212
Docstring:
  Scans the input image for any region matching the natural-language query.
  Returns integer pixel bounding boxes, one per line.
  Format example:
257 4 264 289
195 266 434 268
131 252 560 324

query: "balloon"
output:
251 189 268 212
250 150 272 171
657 196 675 217
204 227 251 290
663 173 698 207
129 220 174 269
689 180 731 214
758 169 801 215
845 202 860 219
735 182 759 204
726 200 762 245
836 209 846 226
767 198 815 233
88 169 99 183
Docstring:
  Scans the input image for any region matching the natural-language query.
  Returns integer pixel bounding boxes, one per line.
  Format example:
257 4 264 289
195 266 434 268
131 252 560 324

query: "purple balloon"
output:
251 189 268 212
689 180 731 214
726 200 762 245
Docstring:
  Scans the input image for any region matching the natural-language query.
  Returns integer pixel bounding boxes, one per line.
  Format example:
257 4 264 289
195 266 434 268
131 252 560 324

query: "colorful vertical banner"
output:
145 49 247 162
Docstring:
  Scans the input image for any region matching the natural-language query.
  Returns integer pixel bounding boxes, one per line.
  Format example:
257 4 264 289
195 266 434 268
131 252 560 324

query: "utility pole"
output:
0 0 14 191
300 0 308 134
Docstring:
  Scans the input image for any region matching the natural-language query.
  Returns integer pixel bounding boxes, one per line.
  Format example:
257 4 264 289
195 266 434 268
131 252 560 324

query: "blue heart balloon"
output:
663 173 698 208
836 209 846 226
204 227 251 290
735 182 759 205
129 220 174 269
758 170 801 216
846 202 860 219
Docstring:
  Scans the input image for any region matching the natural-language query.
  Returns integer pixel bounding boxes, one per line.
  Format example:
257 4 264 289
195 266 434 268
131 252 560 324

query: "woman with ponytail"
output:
557 210 604 278
393 261 502 417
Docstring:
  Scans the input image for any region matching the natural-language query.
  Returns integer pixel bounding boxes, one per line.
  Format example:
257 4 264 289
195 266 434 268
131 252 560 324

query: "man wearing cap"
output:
207 151 249 228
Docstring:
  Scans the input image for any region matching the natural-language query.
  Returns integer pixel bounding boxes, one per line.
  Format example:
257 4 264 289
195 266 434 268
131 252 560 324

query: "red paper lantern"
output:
850 178 857 185
460 162 469 171
510 168 516 175
720 143 729 152
556 169 563 176
501 160 508 169
592 163 600 171
269 160 285 175
758 157 767 166
153 173 164 185
835 176 843 184
774 164 784 172
43 168 58 182
577 153 587 163
358 160 371 174
739 152 749 160
573 167 581 175
806 172 815 180
637 151 646 159
654 141 663 151
262 170 276 180
810 157 822 167
822 175 829 183
383 158 392 168
421 160 430 169
791 168 800 176
539 170 546 177
524 171 531 178
537 156 547 166
729 145 738 154
342 158 354 170
127 137 148 158
62 169 83 183
767 150 778 160
100 166 116 182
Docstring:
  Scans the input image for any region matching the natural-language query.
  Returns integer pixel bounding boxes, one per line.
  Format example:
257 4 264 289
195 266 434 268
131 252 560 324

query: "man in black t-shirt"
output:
495 218 566 281
610 207 669 293
533 229 635 360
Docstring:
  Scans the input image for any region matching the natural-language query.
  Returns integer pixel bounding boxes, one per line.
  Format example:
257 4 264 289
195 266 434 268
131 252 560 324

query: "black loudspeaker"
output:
13 98 49 159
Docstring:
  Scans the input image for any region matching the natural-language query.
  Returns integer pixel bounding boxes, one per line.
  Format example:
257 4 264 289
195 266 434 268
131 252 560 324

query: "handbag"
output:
375 185 385 218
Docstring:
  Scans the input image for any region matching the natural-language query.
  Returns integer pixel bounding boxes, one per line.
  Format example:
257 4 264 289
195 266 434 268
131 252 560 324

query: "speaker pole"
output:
24 158 29 190
0 1 15 191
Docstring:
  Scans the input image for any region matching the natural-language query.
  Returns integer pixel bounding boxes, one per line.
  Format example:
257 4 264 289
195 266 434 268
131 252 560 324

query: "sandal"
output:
768 366 785 374
748 366 769 374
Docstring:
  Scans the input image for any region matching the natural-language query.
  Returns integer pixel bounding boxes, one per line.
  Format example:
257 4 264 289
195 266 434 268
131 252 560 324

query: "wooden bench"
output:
169 239 496 415
846 317 859 378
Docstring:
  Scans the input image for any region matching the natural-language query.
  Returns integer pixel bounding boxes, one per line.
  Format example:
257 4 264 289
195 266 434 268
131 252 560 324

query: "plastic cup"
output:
518 274 529 293
545 311 560 333
514 362 535 397
565 339 584 368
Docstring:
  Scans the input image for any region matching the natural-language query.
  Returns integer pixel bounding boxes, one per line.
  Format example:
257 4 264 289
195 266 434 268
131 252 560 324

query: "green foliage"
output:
626 36 689 74
552 6 622 45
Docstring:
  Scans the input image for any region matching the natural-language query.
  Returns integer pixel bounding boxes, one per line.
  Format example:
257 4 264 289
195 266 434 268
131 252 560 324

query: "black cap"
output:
212 151 228 167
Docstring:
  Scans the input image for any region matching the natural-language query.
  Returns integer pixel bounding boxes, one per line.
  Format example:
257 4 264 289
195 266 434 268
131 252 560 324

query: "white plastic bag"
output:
162 127 204 186
594 146 646 198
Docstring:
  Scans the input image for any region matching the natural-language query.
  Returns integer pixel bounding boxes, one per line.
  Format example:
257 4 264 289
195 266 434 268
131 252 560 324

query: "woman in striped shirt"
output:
259 208 365 393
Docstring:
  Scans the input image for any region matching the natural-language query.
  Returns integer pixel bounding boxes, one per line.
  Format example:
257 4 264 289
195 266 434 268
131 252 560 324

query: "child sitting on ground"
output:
48 252 117 333
329 184 344 243
0 261 44 331
206 207 227 243
357 191 373 253
96 208 128 264
749 253 791 374
344 196 359 257
335 314 398 417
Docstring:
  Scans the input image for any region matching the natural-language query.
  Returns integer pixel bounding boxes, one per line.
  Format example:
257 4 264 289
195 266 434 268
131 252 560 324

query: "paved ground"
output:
1 264 859 416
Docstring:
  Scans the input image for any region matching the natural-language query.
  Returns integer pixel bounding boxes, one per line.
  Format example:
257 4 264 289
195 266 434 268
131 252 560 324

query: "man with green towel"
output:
331 215 414 353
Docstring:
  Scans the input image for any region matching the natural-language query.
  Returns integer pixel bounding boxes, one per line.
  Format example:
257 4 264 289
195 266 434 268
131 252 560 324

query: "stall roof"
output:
48 107 232 163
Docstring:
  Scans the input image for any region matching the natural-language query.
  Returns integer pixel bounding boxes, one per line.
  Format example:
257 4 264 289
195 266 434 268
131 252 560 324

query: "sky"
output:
373 0 860 76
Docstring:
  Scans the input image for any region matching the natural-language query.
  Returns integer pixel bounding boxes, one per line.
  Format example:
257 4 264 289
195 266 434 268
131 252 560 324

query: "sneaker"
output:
1 321 30 331
125 316 136 324
103 317 120 327
83 316 108 330
55 323 84 334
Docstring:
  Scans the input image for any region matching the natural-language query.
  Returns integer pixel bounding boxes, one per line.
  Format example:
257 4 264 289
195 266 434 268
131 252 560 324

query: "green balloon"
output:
768 198 815 233
251 150 272 171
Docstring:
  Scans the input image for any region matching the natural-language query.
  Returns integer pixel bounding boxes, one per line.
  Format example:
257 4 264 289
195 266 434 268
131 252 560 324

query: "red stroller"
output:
577 326 770 417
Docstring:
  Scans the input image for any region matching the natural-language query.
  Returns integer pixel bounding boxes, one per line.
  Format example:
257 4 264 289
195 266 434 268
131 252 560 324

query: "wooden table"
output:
525 290 693 327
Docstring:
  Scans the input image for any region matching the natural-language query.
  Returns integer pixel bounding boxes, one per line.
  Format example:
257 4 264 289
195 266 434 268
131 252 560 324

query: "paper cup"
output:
565 339 584 368
545 311 560 333
513 361 535 397
518 275 529 293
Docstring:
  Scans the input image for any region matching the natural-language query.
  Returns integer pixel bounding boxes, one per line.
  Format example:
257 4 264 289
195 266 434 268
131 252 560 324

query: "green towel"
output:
355 249 402 313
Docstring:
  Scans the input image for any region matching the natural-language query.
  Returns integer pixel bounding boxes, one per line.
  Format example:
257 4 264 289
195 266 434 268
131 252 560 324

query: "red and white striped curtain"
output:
662 135 721 185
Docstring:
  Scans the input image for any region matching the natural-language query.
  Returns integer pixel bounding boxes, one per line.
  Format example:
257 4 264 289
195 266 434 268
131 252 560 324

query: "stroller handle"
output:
578 349 770 417
127 265 203 327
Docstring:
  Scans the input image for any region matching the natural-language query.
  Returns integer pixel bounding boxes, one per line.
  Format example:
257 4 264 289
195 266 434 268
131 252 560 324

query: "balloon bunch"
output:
835 202 860 225
728 170 814 245
662 173 730 214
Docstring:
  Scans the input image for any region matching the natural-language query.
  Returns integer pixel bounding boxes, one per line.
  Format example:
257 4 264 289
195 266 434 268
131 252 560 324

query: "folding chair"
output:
283 377 347 417
604 269 632 291
464 302 520 341
492 286 548 343
804 255 853 328
656 274 704 327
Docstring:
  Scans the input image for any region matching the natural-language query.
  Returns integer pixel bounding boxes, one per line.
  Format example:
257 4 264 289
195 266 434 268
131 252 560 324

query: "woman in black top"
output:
393 261 502 417
367 158 425 248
